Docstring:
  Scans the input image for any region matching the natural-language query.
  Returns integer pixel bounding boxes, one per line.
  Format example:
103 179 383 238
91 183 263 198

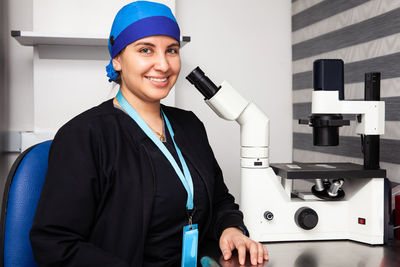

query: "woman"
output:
30 1 268 266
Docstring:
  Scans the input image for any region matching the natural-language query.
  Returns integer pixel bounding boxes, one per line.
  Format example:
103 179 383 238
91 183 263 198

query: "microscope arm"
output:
186 67 270 167
205 81 270 167
312 91 385 135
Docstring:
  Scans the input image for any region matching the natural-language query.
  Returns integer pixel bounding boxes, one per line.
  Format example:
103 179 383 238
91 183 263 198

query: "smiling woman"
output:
113 36 181 106
29 1 268 266
111 35 181 136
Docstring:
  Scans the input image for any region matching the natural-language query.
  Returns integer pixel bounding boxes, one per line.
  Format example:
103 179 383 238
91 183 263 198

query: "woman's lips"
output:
146 76 169 87
146 76 167 82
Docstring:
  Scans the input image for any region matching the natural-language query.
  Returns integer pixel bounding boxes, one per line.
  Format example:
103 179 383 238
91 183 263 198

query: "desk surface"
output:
200 240 400 267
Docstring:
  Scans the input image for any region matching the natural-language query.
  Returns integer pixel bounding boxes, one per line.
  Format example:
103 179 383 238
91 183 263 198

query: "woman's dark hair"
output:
115 73 121 85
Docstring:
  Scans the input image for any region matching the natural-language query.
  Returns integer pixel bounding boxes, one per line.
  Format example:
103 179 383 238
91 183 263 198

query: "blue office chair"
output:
0 140 52 267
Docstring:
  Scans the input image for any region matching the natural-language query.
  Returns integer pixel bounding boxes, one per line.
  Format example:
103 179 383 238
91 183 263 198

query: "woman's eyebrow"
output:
134 42 155 47
168 43 180 48
133 42 180 48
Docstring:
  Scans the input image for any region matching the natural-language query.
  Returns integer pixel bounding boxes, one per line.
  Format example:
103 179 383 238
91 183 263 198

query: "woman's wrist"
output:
236 226 249 236
222 226 247 237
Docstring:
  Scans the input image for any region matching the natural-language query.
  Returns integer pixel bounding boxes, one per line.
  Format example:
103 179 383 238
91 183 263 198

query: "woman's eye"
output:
167 48 179 54
140 48 152 54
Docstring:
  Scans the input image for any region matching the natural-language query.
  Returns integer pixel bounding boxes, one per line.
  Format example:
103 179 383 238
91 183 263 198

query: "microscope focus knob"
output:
295 207 318 230
264 211 274 221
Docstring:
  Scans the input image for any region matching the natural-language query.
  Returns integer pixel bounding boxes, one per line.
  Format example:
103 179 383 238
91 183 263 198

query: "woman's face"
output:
113 35 181 104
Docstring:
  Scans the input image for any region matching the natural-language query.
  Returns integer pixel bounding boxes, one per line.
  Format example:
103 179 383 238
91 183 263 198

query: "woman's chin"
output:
147 91 172 103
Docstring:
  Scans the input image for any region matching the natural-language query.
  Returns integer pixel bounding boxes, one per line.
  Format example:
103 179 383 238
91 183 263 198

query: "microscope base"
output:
240 164 387 245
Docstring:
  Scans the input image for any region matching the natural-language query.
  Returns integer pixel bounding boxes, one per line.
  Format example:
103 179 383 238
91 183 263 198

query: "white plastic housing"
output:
312 91 385 135
237 103 269 148
241 167 385 244
205 81 249 121
205 81 270 167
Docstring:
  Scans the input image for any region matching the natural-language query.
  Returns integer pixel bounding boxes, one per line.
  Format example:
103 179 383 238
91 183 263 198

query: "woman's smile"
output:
145 75 169 87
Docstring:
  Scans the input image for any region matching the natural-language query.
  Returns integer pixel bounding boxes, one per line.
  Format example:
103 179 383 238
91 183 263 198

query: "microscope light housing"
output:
299 59 349 146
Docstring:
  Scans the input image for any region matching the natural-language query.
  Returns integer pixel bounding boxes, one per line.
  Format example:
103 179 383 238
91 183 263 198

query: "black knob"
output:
295 207 318 230
264 211 274 221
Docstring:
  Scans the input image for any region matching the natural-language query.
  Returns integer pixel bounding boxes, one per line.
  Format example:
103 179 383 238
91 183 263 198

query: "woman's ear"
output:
112 56 122 71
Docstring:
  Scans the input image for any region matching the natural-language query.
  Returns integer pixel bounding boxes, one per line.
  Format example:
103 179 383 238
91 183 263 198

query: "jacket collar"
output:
110 99 213 183
161 106 214 185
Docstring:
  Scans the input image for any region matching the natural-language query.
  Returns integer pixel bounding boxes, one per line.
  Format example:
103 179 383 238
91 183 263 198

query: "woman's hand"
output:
219 227 268 265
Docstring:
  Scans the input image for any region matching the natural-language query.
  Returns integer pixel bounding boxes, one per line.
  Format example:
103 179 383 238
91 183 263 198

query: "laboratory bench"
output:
199 239 400 267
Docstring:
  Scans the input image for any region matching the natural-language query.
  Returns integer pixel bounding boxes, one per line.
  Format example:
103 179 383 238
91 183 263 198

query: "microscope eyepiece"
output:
186 66 204 84
186 67 220 99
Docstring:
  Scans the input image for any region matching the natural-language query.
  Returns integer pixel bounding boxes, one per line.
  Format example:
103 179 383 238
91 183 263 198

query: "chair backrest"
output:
0 140 52 267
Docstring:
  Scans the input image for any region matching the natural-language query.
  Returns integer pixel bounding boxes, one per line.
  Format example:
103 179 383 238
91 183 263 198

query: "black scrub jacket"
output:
30 99 247 267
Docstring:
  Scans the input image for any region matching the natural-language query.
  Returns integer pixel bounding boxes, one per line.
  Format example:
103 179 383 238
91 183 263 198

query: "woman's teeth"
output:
147 77 167 82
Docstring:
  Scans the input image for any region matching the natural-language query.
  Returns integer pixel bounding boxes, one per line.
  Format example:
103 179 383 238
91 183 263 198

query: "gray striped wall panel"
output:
292 0 400 181
292 0 368 31
293 52 400 90
294 133 400 164
293 7 400 60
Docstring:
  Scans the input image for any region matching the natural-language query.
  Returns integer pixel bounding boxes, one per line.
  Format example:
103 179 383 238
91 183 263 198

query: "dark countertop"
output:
199 239 400 267
270 162 387 180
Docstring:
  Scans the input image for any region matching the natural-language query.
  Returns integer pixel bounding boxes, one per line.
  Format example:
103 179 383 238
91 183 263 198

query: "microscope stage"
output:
270 162 386 179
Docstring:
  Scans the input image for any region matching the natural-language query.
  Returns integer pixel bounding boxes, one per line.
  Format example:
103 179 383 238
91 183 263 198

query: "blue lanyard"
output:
116 90 194 210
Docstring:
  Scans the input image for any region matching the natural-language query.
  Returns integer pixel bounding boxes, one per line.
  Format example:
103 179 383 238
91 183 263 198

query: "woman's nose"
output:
154 53 169 72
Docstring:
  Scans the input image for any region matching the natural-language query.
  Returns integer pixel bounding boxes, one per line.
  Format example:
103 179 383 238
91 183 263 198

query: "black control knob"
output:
264 211 274 221
295 207 318 230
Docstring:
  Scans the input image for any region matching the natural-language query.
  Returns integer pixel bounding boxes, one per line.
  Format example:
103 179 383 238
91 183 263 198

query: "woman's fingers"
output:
249 241 259 265
263 245 269 261
220 239 233 260
256 242 265 264
219 227 268 265
241 239 268 265
236 239 247 265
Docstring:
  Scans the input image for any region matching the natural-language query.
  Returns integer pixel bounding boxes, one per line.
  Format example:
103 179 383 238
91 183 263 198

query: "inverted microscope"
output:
186 59 390 245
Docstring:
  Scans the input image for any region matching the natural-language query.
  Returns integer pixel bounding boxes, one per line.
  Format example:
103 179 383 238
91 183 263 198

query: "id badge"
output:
181 224 198 267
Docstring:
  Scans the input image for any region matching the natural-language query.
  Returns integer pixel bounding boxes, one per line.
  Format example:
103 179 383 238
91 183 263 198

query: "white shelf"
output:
11 31 191 47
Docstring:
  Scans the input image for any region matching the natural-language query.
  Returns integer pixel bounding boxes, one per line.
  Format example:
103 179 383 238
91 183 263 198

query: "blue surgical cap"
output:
106 1 180 82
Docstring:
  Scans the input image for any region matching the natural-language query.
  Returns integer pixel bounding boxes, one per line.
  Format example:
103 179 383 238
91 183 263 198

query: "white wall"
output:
1 0 292 204
8 0 34 132
32 0 175 132
1 0 34 198
175 0 292 202
0 0 8 151
0 0 9 197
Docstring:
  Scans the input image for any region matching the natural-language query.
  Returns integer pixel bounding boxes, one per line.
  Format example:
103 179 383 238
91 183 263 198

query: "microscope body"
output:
186 62 389 245
242 163 387 244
